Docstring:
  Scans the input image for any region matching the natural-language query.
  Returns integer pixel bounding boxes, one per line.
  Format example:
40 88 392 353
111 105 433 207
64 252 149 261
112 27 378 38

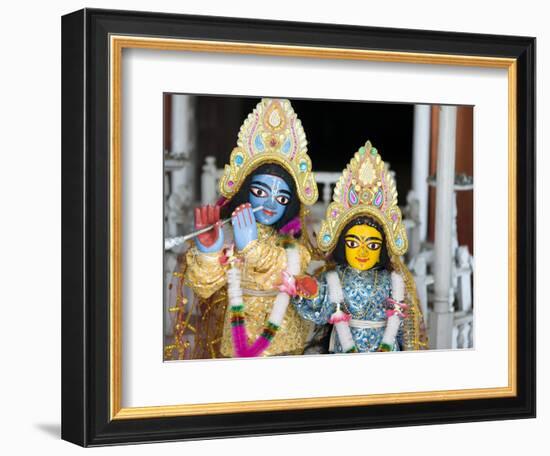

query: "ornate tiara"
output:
219 98 318 206
317 141 408 256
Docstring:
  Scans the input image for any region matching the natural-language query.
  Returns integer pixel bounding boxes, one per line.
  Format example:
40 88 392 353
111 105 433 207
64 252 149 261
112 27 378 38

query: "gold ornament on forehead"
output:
317 141 408 256
219 98 318 206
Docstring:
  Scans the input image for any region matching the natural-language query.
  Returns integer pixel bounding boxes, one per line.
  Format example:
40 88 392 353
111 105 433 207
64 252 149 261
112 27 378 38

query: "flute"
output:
164 206 264 250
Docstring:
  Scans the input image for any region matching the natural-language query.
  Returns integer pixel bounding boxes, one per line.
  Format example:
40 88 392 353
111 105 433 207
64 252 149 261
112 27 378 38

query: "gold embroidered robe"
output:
185 224 312 357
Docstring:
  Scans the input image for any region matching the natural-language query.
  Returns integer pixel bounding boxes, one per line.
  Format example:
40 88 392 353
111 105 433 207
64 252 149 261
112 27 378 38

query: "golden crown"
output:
219 99 318 206
317 141 408 256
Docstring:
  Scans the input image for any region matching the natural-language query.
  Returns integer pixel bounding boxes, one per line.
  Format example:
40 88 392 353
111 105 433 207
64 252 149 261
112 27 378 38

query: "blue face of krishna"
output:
248 173 291 225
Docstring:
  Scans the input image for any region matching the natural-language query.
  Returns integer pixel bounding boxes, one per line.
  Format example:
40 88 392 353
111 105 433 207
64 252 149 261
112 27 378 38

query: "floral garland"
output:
224 244 301 358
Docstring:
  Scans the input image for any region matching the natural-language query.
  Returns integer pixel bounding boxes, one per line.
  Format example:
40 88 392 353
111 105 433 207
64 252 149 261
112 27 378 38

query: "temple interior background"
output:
163 94 474 356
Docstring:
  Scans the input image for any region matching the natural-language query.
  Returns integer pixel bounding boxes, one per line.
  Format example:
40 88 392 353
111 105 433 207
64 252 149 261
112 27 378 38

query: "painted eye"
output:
250 186 268 198
367 242 381 251
345 239 359 249
275 195 290 206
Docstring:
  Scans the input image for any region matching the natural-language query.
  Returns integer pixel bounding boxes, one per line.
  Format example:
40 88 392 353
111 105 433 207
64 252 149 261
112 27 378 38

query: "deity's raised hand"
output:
231 203 258 251
194 204 224 253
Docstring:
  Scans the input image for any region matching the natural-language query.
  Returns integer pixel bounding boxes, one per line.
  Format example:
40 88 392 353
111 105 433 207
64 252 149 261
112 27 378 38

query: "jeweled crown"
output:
317 141 408 256
219 99 318 206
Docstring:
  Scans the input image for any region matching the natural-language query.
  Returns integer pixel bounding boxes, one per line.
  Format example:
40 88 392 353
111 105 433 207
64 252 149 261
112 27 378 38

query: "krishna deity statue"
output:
169 98 319 359
292 141 428 353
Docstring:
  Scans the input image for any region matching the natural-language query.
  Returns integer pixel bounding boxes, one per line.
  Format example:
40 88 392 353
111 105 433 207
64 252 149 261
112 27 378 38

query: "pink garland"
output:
226 248 297 358
229 314 280 358
246 337 271 357
231 324 250 358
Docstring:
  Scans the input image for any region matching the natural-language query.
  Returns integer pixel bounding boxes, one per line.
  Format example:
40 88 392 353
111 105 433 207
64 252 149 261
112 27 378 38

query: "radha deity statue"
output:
292 141 428 353
177 98 319 358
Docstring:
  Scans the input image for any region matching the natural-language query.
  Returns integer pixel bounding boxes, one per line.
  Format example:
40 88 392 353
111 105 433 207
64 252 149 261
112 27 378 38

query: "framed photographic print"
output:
61 8 535 447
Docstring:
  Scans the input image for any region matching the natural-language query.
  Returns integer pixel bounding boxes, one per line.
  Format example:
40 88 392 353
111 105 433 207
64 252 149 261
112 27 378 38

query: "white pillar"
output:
429 106 457 349
165 95 196 337
167 95 196 236
411 104 431 246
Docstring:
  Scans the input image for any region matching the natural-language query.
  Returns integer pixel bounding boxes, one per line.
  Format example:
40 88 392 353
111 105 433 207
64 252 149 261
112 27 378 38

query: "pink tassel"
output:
231 325 250 358
247 337 271 357
279 216 301 235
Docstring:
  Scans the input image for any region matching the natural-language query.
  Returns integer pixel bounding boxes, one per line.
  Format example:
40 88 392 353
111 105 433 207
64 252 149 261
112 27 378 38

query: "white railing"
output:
452 311 474 349
406 230 474 349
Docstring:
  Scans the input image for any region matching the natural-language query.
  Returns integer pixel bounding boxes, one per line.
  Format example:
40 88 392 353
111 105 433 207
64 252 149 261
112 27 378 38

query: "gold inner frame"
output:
109 35 517 420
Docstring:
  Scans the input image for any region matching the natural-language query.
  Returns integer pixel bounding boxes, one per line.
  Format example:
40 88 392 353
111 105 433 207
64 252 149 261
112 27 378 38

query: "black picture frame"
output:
61 8 535 447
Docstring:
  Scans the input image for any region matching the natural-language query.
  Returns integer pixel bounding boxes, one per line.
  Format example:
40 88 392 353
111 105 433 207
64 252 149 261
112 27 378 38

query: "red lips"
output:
263 209 275 216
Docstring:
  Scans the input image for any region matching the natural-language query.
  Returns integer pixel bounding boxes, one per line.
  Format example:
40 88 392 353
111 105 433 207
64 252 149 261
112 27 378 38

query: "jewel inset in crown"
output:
219 99 318 206
317 141 408 256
